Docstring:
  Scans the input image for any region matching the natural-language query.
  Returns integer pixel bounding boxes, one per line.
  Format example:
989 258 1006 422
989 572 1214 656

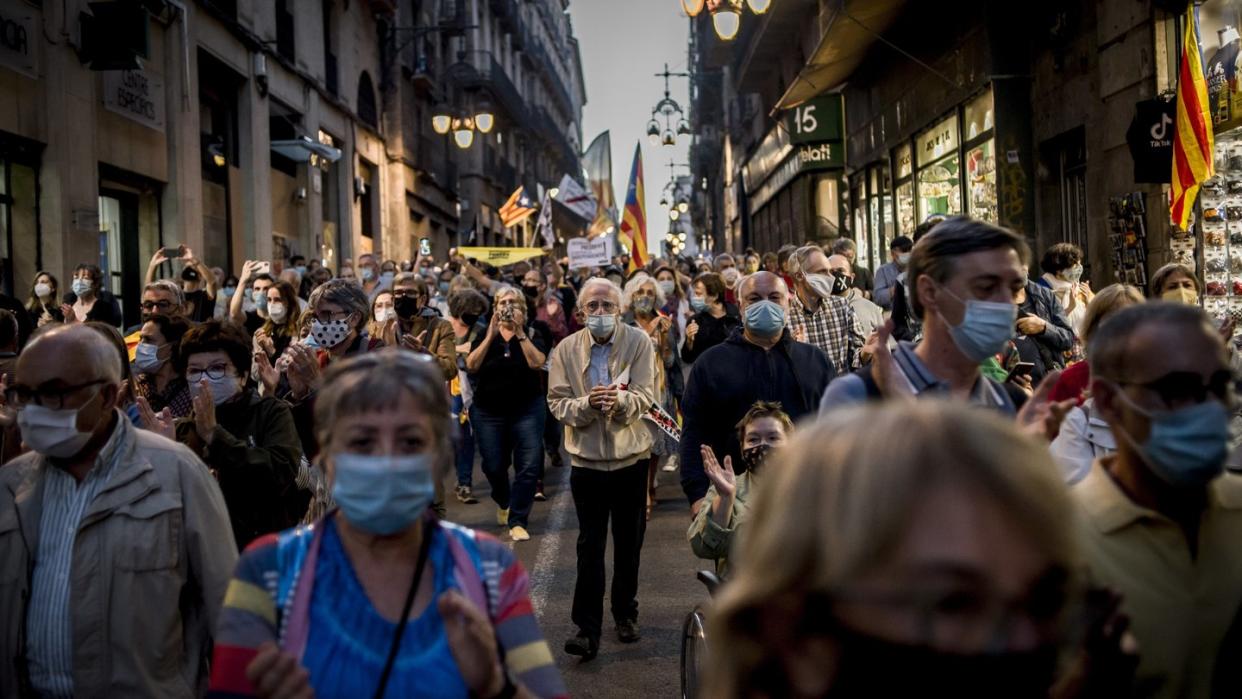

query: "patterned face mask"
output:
310 317 353 348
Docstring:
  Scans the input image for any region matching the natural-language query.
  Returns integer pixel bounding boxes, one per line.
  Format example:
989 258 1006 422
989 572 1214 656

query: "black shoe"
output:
564 633 599 660
616 619 641 644
549 451 563 468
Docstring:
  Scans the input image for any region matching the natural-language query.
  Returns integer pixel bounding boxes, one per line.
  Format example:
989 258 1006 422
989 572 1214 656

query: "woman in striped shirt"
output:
208 349 566 699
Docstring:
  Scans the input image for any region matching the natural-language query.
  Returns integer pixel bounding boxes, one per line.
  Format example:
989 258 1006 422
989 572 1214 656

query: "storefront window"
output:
896 181 915 235
0 151 40 299
966 139 997 223
867 166 893 271
916 115 962 219
964 90 994 141
850 176 866 247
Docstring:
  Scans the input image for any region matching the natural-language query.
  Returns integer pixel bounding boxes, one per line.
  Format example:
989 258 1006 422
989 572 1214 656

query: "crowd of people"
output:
0 214 1234 698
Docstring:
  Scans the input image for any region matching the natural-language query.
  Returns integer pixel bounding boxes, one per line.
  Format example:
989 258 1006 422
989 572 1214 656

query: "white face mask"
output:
311 317 353 348
897 253 912 266
34 282 52 299
1063 264 1084 284
17 389 103 458
134 342 166 374
374 307 394 323
188 372 242 405
268 302 288 323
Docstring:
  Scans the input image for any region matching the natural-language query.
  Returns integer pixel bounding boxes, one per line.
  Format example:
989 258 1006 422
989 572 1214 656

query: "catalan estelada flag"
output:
499 186 537 228
619 144 648 273
1170 4 1214 230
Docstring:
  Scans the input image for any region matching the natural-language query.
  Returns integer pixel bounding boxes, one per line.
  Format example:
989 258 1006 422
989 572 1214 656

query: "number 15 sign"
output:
785 94 844 146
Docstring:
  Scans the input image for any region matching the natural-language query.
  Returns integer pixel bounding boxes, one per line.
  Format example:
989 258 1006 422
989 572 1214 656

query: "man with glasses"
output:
1075 302 1241 698
384 273 456 380
0 324 236 697
548 278 656 659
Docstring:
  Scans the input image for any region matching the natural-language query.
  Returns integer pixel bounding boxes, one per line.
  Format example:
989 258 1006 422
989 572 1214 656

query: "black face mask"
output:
393 295 421 319
742 444 773 473
522 284 540 298
822 623 1058 699
832 273 851 296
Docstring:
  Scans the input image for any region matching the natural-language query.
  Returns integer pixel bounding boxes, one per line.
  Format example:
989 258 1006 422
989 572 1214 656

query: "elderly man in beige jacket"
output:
548 277 657 661
0 325 236 698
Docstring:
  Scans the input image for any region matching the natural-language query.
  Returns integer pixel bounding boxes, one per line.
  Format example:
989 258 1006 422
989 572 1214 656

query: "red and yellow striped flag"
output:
620 144 648 274
1170 4 1214 230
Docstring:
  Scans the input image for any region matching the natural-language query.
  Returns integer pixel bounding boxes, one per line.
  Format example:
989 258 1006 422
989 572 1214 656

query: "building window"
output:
358 160 377 239
276 0 296 61
357 72 378 128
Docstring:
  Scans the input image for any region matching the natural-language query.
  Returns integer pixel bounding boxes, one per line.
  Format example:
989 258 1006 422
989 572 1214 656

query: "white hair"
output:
577 277 623 310
621 272 666 313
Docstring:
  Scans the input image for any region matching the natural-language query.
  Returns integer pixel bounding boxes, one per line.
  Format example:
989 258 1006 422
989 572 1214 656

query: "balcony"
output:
489 0 517 31
458 52 530 127
439 0 468 35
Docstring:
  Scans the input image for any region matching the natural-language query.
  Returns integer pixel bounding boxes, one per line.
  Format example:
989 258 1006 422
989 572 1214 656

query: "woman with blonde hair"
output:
706 401 1122 698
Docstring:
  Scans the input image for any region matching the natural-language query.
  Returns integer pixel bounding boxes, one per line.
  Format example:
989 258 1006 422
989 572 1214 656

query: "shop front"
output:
0 132 41 297
741 94 846 252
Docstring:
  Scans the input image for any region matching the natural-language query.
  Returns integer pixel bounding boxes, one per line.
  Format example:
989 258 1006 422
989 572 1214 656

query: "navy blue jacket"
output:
679 327 836 504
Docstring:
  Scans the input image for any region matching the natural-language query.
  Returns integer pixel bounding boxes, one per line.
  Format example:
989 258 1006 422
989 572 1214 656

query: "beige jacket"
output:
0 416 237 698
548 324 656 470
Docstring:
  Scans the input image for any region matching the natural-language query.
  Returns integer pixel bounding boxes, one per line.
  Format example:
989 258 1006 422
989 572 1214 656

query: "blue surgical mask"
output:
438 281 451 294
252 289 268 310
331 453 437 535
743 300 785 338
632 297 655 315
938 285 1017 362
188 373 242 405
295 265 308 276
222 285 236 298
1113 390 1230 487
690 296 708 312
71 279 92 297
587 313 617 340
134 342 166 374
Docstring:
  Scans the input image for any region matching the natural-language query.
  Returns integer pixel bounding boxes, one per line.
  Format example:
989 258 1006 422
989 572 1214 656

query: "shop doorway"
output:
98 190 142 326
1038 127 1088 272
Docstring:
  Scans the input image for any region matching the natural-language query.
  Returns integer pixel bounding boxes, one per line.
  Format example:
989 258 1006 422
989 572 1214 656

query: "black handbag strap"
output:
373 521 436 699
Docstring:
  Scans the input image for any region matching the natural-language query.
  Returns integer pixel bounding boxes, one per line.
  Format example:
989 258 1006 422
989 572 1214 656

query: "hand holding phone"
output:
1007 361 1036 382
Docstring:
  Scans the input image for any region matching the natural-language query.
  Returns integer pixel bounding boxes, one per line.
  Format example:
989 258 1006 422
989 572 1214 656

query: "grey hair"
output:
308 279 371 332
577 277 623 310
622 272 667 312
145 279 185 308
314 349 455 481
27 324 123 383
492 283 523 304
1088 302 1222 382
788 245 826 278
391 272 427 294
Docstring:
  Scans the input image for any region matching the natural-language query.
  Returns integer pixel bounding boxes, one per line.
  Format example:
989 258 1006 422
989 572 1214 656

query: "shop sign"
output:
103 68 165 131
743 120 793 194
1125 98 1174 184
0 0 38 79
916 115 959 166
797 142 844 170
1206 31 1242 133
784 94 844 146
894 143 913 179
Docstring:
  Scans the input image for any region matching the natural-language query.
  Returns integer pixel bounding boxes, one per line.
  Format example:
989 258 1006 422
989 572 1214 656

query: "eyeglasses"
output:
1121 370 1233 410
187 364 234 381
312 311 352 324
584 300 618 314
141 300 175 312
6 379 108 410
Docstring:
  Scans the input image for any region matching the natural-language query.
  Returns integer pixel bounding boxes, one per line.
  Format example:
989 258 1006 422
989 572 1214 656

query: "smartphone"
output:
254 261 271 275
419 237 432 257
1007 362 1036 381
161 245 186 259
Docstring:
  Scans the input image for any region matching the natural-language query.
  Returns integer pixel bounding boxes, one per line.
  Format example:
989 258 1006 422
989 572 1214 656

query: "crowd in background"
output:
0 214 1236 698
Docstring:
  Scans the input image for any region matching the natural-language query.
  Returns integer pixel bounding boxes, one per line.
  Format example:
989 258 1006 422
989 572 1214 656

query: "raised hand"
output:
136 396 175 440
439 590 506 698
868 319 915 401
245 642 315 699
1016 370 1075 442
254 350 280 396
701 445 736 499
192 379 217 444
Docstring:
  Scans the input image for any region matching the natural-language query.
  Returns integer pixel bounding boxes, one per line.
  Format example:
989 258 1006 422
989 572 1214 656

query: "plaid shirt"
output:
787 292 865 373
133 374 194 418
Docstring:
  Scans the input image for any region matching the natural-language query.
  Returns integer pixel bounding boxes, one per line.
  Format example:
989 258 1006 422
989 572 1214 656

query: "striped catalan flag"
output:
620 144 648 273
499 186 537 228
1170 4 1214 230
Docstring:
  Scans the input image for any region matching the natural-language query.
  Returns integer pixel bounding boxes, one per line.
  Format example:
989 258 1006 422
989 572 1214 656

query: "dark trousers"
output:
543 406 563 457
454 417 475 488
471 397 546 528
570 460 649 638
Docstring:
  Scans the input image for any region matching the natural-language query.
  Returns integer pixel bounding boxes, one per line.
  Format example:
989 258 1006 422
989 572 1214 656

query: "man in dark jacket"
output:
679 272 836 512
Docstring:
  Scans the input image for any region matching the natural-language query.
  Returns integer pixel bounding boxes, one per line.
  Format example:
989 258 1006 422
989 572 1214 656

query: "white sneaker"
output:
662 454 679 472
510 525 531 542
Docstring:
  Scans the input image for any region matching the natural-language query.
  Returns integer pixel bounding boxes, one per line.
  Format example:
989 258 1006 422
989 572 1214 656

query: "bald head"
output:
738 272 789 310
827 254 851 271
21 324 123 384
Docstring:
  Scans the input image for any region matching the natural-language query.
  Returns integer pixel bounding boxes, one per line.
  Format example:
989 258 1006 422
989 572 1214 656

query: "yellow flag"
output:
457 247 546 266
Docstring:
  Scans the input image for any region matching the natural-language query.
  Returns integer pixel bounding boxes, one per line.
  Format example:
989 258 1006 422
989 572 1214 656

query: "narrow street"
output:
445 457 702 698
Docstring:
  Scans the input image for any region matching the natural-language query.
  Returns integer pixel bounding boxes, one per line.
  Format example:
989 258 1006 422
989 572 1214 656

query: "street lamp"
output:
662 129 676 147
451 115 476 149
747 0 771 14
711 0 743 41
647 119 661 145
431 103 452 135
682 0 706 16
677 118 691 136
669 208 680 222
677 200 689 214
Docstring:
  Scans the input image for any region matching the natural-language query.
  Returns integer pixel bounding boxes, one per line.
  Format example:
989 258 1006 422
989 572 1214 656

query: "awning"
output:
774 0 907 111
270 137 342 163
